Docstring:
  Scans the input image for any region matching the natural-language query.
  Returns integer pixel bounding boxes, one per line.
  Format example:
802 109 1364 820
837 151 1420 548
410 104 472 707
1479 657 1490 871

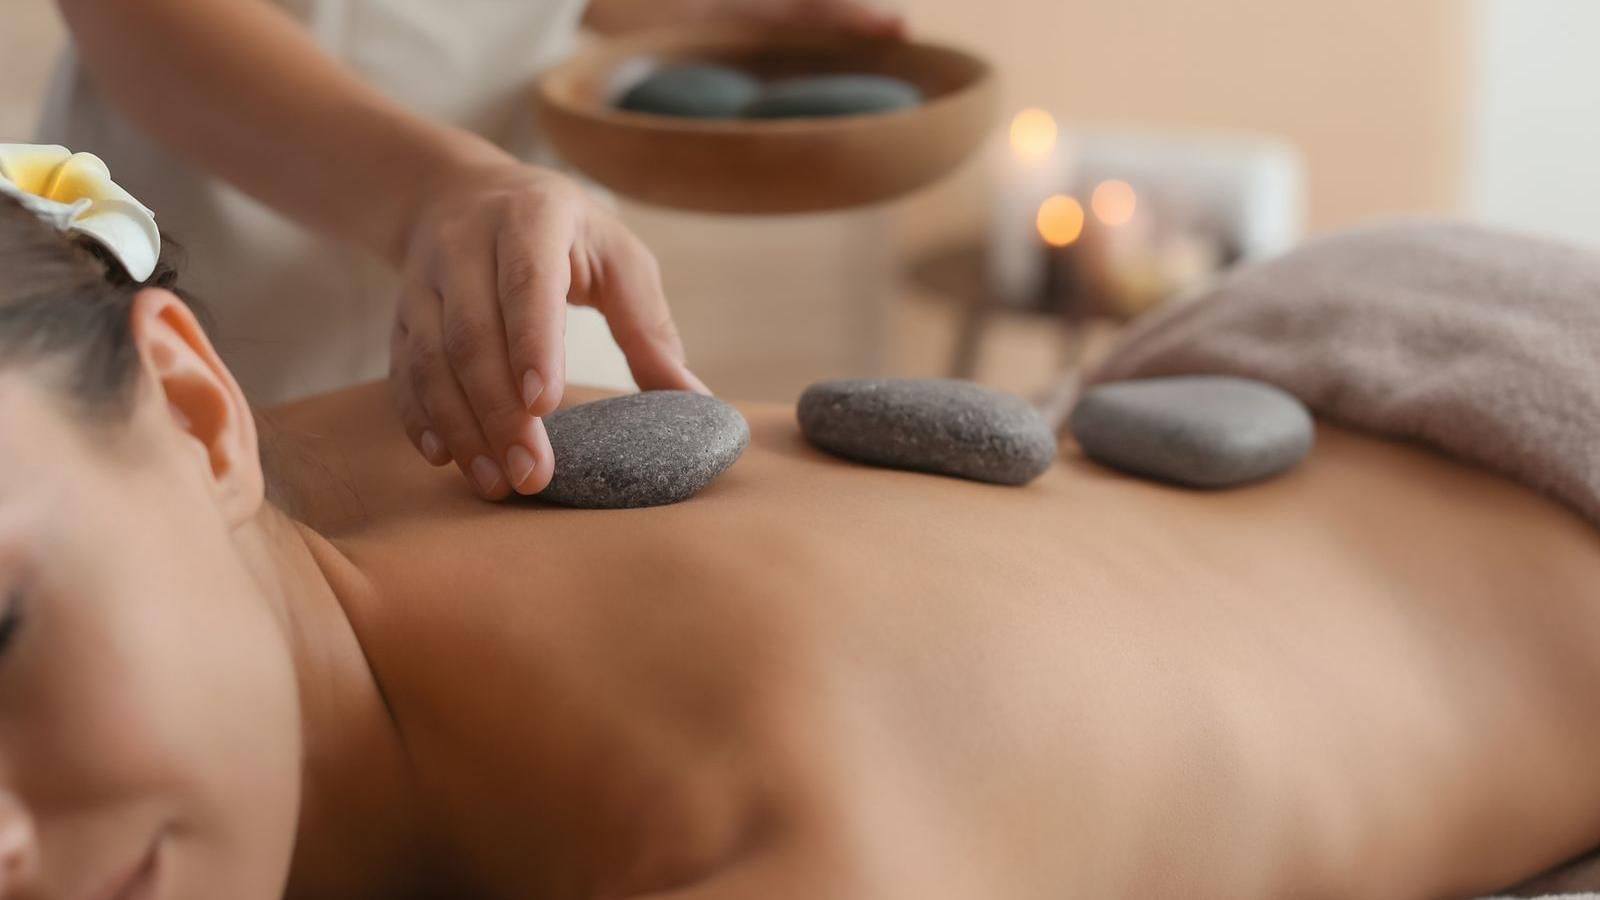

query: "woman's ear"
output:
128 287 264 527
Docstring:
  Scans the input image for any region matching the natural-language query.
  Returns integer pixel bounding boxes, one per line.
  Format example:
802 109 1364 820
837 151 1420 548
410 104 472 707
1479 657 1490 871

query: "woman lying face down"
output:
5 193 1600 900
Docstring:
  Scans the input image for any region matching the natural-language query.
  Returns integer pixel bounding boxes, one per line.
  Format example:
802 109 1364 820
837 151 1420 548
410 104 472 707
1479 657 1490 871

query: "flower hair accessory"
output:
0 143 160 281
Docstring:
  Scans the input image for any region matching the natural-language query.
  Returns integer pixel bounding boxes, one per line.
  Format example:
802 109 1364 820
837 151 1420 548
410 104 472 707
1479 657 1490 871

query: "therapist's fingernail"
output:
505 445 536 492
522 370 544 410
470 456 503 495
419 431 447 465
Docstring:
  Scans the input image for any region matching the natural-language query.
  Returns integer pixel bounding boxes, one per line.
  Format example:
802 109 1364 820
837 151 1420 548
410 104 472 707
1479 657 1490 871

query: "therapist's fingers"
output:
389 318 450 466
591 230 710 395
439 242 552 496
497 215 571 420
401 281 509 499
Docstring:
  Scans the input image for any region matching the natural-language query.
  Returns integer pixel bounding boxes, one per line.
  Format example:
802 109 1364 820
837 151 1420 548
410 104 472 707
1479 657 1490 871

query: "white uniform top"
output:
36 0 621 405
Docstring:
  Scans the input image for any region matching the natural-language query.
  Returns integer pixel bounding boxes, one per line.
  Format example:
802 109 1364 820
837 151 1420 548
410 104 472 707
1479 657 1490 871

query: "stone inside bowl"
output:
614 63 763 118
614 61 923 120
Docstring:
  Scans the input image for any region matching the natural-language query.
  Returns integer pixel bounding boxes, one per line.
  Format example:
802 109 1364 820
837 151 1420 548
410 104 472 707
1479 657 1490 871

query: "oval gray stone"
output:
797 378 1057 486
1068 376 1314 488
540 392 749 509
616 64 762 118
743 74 922 119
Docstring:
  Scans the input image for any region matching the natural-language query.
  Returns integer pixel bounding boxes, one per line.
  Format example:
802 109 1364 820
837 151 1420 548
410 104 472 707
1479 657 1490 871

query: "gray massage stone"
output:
617 64 762 118
540 392 749 509
1068 376 1314 488
743 74 922 119
797 378 1057 486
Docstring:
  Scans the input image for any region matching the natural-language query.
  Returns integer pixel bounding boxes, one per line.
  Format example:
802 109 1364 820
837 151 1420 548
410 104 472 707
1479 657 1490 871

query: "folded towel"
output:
1090 219 1600 527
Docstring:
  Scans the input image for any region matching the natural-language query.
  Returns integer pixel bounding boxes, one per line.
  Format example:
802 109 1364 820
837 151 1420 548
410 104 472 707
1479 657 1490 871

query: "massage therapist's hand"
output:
584 0 905 38
391 156 708 500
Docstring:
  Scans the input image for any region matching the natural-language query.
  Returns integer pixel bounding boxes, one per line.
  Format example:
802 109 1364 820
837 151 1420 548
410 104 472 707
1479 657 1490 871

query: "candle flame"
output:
1036 194 1084 247
1091 179 1137 226
1009 108 1058 161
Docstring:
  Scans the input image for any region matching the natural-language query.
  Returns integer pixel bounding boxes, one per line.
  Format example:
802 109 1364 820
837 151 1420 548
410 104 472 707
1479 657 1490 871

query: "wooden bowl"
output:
537 27 998 214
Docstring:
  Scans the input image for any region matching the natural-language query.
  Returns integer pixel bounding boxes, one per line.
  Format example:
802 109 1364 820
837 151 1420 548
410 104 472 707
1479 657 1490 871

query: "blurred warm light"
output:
1091 179 1137 226
1009 108 1058 160
1036 194 1084 247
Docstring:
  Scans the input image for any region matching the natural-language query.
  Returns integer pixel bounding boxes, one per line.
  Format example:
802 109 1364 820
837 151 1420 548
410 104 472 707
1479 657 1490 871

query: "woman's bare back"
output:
265 382 1600 900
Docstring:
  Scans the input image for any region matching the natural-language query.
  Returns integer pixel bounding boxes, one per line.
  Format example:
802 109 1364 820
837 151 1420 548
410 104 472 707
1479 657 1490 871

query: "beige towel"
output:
1091 220 1600 528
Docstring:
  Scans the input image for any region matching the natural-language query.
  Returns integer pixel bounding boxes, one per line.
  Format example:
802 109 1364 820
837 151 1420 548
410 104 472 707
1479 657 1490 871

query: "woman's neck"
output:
242 508 433 900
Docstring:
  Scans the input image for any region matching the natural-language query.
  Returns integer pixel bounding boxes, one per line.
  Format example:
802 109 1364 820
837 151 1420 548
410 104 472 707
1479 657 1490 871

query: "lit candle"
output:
989 108 1067 305
1090 178 1138 228
1035 192 1086 316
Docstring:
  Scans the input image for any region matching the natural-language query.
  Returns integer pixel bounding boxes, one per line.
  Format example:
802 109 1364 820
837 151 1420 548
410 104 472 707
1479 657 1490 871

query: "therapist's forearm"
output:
55 0 506 264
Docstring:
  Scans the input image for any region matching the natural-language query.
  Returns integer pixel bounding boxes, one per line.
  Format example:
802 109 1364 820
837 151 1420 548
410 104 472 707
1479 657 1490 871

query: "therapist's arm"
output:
60 0 480 264
56 0 705 499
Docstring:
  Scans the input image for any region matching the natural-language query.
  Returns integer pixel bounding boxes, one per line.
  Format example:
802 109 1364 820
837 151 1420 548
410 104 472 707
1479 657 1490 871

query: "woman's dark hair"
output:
0 192 200 416
0 192 299 509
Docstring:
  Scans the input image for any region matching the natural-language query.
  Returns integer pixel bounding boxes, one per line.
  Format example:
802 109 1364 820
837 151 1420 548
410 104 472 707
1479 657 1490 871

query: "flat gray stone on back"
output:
797 378 1057 486
540 392 749 509
617 64 762 118
743 74 922 119
1068 376 1314 488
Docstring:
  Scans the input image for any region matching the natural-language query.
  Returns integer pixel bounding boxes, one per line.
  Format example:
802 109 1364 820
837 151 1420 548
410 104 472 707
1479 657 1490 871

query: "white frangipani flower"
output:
0 143 160 281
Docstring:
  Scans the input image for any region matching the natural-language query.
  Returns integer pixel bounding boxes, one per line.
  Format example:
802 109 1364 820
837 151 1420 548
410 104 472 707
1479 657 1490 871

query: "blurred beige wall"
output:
894 0 1472 252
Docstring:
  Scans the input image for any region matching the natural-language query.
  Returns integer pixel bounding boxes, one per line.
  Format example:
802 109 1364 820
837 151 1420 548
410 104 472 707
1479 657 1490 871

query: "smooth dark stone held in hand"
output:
616 64 762 118
540 392 749 509
743 74 922 119
797 378 1057 486
1068 376 1314 489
